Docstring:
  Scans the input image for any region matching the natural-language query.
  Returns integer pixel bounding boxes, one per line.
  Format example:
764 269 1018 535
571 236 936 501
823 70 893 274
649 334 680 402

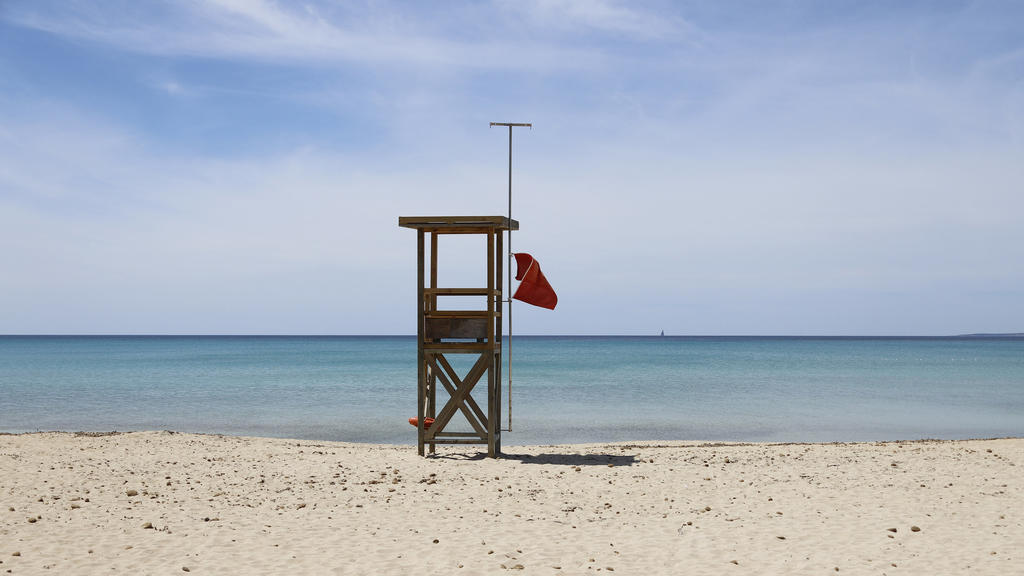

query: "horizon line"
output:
3 333 1023 338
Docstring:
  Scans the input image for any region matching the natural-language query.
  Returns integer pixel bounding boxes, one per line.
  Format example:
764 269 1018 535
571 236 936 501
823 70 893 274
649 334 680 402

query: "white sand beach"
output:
1 432 1021 575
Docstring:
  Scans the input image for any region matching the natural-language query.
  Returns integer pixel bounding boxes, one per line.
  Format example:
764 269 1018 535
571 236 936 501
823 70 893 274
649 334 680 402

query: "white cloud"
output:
496 0 696 41
3 0 605 71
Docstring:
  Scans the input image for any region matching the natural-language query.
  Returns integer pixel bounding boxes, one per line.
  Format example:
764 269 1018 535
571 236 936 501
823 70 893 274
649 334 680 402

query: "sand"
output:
1 432 1021 575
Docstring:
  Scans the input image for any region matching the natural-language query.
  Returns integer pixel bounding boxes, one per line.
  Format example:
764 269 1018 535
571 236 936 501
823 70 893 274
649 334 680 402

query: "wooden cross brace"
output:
425 352 490 440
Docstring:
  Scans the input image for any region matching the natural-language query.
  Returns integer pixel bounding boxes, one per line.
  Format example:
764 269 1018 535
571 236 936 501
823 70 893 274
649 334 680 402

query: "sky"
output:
1 0 1022 336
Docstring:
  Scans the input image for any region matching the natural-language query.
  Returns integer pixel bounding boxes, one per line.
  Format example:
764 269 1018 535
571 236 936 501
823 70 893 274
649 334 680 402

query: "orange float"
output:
408 417 435 429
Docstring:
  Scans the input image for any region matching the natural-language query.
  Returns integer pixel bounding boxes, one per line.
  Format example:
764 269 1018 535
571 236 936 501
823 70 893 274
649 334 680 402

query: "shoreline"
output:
2 431 1021 574
4 429 1021 445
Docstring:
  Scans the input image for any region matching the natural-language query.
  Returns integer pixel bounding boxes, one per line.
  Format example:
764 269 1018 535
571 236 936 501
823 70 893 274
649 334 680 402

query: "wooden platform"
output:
399 215 518 233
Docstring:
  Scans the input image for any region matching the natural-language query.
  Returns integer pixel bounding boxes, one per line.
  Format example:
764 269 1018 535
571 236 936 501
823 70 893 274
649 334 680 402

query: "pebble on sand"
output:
911 526 921 532
126 489 138 497
142 522 154 529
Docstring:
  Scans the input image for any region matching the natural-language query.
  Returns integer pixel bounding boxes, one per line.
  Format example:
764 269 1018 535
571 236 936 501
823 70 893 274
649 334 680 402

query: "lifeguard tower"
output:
398 216 517 458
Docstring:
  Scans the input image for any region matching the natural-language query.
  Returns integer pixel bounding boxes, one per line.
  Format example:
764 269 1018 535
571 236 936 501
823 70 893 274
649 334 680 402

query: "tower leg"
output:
428 232 438 454
416 229 425 456
487 228 500 458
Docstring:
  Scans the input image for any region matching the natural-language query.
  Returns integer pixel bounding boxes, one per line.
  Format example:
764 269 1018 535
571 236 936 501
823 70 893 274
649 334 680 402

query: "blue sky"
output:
1 1 1022 335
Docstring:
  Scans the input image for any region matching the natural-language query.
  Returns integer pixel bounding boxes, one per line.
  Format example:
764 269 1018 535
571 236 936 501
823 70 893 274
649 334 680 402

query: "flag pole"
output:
490 122 531 432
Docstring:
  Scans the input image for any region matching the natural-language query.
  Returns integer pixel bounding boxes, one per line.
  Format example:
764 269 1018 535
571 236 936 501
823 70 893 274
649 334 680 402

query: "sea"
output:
1 336 1022 445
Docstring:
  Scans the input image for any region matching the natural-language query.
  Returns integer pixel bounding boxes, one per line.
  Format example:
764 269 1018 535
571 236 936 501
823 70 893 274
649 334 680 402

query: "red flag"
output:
513 253 557 310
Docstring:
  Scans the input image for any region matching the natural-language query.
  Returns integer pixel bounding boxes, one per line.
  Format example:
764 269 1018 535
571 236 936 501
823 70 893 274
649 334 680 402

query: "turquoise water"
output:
1 336 1022 444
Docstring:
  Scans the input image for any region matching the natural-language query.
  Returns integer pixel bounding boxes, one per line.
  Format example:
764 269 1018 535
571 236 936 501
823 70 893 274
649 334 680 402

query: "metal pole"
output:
507 125 512 432
490 122 531 433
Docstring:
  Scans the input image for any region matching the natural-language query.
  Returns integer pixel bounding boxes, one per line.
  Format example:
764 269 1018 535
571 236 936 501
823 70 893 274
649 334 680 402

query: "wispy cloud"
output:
495 0 697 42
3 0 612 70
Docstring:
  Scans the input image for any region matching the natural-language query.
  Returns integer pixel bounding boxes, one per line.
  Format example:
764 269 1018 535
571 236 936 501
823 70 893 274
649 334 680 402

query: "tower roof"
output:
398 216 519 233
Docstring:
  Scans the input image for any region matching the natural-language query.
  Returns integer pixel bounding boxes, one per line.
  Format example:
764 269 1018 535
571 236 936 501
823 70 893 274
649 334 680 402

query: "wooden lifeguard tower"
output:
399 216 517 458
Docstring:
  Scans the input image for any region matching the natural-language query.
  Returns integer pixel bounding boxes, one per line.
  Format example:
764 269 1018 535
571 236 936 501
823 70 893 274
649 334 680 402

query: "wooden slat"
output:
424 288 497 296
423 342 490 353
425 318 487 340
433 432 486 438
399 216 519 231
425 310 490 318
425 311 501 322
426 438 488 445
429 234 438 311
418 227 497 235
401 216 509 225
